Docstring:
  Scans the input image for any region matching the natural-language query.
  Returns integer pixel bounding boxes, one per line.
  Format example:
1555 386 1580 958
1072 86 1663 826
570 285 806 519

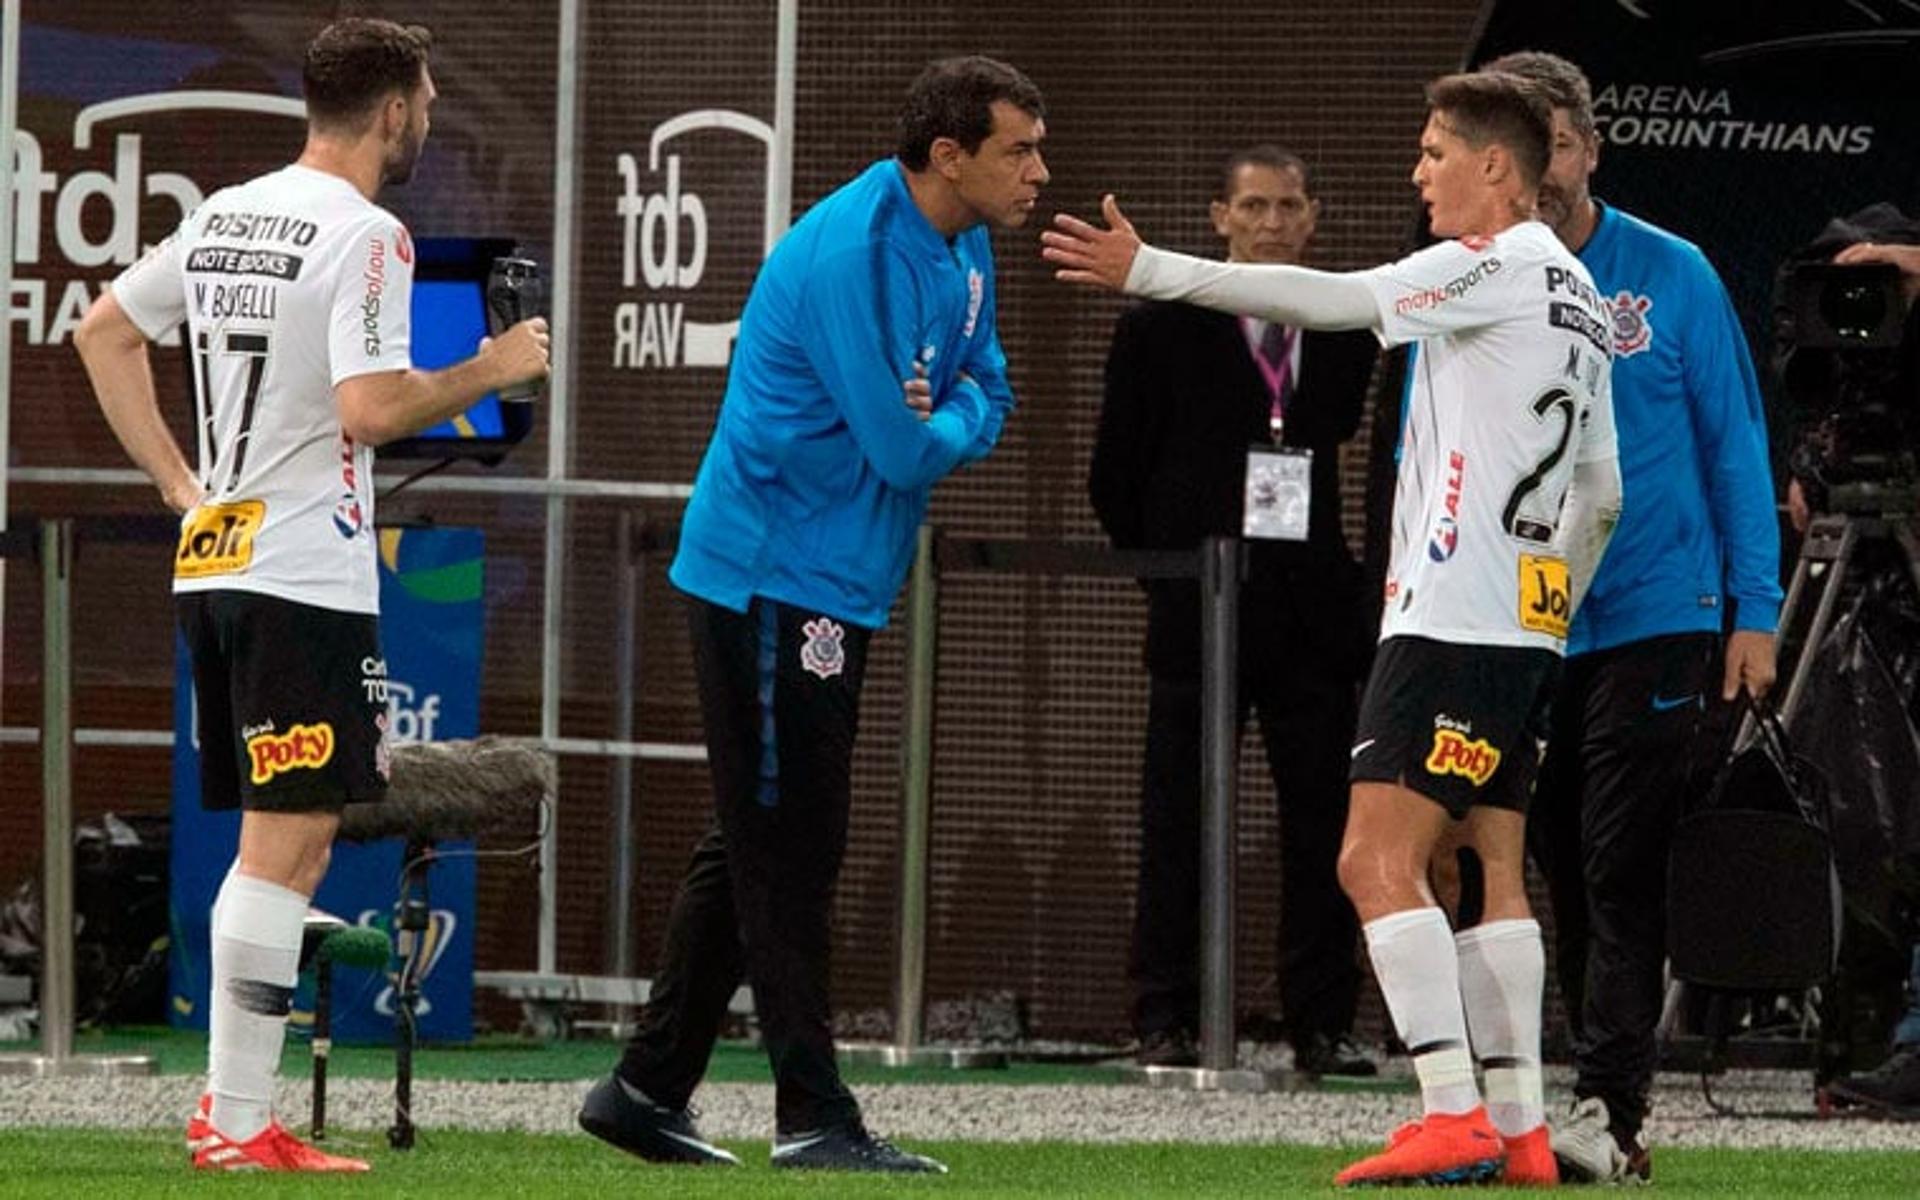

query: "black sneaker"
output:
578 1072 740 1166
1135 1027 1199 1068
770 1122 947 1174
1828 1044 1920 1119
1292 1032 1379 1078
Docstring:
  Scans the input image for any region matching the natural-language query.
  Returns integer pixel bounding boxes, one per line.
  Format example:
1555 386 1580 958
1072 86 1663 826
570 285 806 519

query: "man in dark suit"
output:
1089 145 1379 1074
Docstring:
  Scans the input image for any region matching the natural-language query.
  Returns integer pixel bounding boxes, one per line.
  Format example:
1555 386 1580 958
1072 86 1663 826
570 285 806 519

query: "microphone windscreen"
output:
337 736 553 844
318 926 392 969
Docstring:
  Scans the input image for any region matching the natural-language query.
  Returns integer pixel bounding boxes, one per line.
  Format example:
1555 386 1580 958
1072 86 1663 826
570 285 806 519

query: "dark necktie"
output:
1259 323 1296 411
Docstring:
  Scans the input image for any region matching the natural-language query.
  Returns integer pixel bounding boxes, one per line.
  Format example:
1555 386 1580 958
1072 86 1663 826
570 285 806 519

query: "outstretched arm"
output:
1042 194 1376 330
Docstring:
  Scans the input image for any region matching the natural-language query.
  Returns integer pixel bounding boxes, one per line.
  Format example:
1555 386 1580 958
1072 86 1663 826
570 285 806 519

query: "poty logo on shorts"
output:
800 617 846 680
1426 728 1501 787
246 721 335 785
1610 291 1654 358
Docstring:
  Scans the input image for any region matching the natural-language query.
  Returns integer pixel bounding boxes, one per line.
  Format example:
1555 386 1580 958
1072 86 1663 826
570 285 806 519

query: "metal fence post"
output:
1197 535 1245 1074
841 524 1003 1068
0 518 154 1076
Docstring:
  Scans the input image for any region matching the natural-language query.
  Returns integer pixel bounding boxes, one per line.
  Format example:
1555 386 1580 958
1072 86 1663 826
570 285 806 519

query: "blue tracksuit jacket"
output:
1566 202 1782 655
670 159 1014 627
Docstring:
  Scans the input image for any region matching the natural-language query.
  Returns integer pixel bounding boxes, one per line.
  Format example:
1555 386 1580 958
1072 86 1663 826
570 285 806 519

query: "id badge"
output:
1243 445 1312 542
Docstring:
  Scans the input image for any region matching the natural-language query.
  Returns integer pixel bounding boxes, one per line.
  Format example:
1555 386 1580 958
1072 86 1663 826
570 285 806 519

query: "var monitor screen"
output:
378 236 535 462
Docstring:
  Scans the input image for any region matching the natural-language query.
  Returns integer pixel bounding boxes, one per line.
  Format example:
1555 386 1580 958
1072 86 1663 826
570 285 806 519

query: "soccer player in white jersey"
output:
1044 71 1621 1187
74 18 548 1173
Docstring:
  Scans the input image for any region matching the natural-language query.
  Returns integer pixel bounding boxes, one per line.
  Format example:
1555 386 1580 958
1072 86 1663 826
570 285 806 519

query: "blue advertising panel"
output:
167 527 486 1043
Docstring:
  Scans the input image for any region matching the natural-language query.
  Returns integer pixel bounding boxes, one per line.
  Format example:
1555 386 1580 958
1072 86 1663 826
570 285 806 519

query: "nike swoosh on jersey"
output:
1350 738 1377 760
1650 692 1700 713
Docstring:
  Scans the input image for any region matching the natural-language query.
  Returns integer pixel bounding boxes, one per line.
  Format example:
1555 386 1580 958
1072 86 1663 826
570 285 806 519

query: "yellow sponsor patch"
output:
175 500 264 579
1426 728 1502 787
1517 552 1571 638
246 722 335 785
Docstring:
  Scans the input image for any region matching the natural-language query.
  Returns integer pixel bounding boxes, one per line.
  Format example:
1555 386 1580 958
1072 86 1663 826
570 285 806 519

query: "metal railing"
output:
3 515 1269 1085
0 517 161 1075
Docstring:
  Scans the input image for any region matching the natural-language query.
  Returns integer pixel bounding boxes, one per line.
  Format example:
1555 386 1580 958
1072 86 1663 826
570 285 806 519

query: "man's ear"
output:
379 92 409 142
1209 198 1231 240
1481 141 1512 187
927 135 966 180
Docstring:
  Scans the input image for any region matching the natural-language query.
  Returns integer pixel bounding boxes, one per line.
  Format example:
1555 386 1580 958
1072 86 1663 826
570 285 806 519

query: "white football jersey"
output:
113 164 415 614
1359 220 1617 652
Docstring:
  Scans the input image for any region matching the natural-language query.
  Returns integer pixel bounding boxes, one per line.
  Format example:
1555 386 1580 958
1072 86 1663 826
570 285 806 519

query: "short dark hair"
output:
303 18 433 130
1219 144 1312 202
1425 71 1552 190
896 56 1044 171
1481 50 1596 140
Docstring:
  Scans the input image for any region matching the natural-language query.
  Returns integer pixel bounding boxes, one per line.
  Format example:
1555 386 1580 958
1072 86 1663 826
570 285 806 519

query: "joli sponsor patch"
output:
175 500 264 579
1517 553 1572 639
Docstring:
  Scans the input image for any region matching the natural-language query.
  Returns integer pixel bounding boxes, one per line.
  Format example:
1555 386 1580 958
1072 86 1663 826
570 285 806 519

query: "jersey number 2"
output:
1501 387 1576 544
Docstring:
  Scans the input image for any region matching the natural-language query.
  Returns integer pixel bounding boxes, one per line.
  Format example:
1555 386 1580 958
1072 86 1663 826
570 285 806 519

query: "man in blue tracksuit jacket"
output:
578 57 1048 1176
1486 54 1783 1183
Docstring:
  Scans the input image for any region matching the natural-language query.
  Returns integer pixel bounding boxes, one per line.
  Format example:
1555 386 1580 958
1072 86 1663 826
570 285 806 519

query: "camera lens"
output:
1821 279 1890 342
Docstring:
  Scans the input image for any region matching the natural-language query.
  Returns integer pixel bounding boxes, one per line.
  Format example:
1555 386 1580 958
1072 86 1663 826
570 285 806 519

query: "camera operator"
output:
1786 240 1920 533
1793 234 1920 1120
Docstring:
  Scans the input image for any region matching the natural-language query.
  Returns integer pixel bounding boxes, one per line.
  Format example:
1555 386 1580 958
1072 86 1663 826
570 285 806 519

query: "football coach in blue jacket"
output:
579 56 1048 1176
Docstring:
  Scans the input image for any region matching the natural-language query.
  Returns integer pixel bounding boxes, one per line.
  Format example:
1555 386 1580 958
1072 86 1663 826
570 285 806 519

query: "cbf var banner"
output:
167 527 485 1043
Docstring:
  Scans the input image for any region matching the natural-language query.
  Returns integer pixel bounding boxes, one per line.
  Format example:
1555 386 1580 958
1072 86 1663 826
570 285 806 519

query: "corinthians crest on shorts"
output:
799 616 845 679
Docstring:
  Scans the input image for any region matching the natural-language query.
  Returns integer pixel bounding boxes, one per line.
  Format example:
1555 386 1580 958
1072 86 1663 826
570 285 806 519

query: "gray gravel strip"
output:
2 1068 1915 1151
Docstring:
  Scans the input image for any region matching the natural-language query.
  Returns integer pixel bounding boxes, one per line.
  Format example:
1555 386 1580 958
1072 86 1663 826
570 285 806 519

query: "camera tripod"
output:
1657 506 1920 1090
1772 508 1920 729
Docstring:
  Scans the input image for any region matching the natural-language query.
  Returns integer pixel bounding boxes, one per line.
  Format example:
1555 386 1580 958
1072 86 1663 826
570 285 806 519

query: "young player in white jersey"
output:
1043 71 1620 1188
75 18 548 1173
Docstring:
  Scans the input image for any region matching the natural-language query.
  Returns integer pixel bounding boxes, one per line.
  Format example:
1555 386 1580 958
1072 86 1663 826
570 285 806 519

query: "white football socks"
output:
1456 918 1547 1136
207 870 308 1143
1364 906 1480 1116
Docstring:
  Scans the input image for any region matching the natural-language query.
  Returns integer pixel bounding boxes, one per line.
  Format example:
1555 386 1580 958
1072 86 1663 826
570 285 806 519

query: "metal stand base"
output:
1118 1063 1276 1093
836 1041 1009 1069
0 1053 157 1077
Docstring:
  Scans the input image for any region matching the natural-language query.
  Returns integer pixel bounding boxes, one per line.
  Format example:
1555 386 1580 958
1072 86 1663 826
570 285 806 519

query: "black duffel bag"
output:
1668 694 1841 992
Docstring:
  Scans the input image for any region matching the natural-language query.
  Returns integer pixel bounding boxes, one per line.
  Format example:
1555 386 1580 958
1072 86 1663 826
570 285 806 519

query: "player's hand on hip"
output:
1723 629 1778 701
1041 194 1142 292
163 478 206 516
